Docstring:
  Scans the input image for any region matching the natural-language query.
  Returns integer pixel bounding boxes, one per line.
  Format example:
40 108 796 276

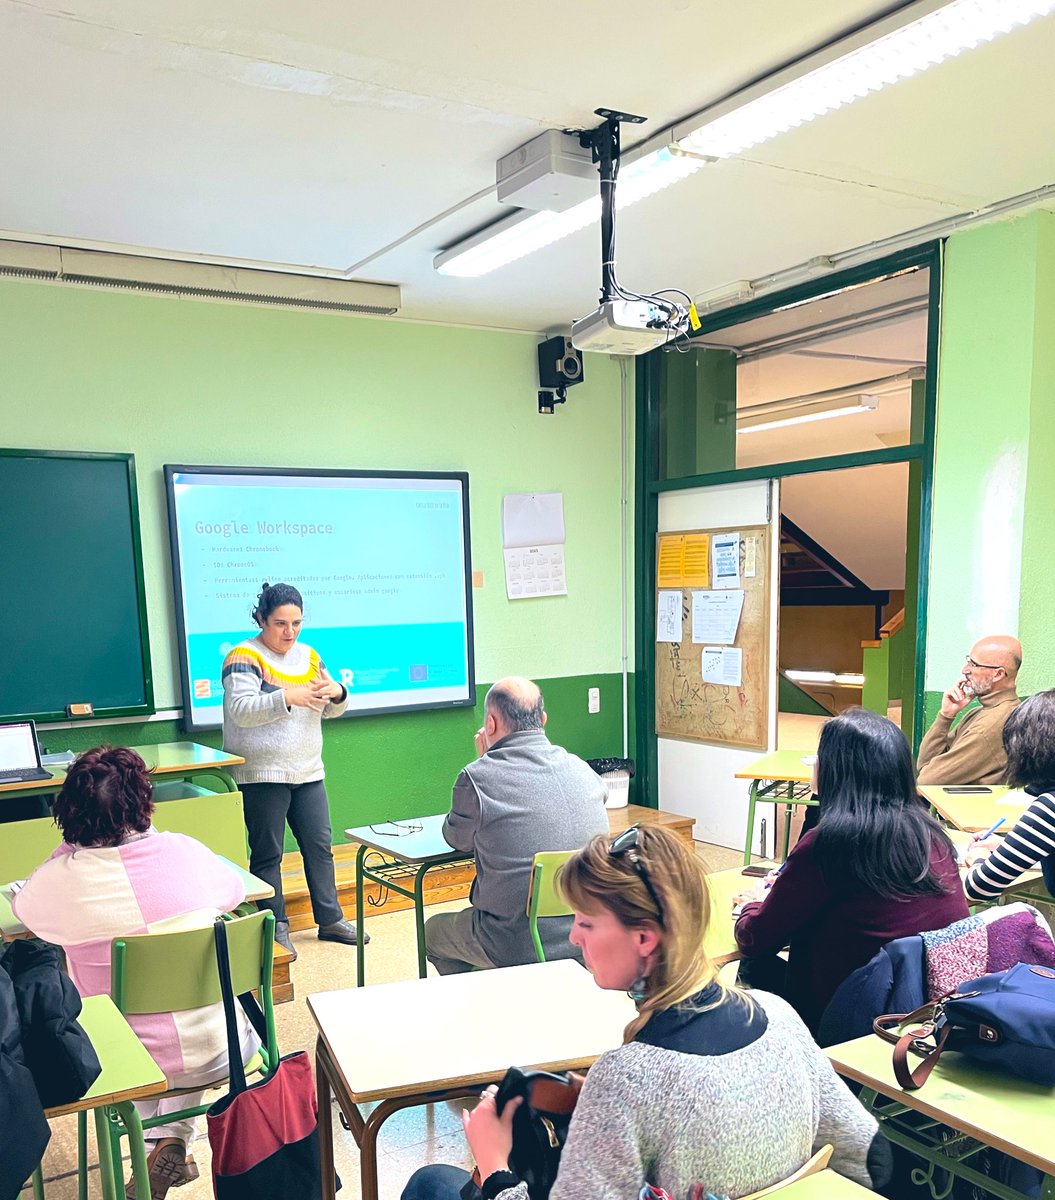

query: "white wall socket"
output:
588 687 600 714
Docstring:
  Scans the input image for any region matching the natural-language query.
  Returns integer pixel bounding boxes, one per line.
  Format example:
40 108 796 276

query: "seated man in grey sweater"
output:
424 677 608 974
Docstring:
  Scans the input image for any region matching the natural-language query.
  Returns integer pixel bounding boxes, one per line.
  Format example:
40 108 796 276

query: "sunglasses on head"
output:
609 825 665 927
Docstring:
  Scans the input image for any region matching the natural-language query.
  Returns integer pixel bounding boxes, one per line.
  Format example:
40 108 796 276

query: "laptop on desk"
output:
0 721 53 784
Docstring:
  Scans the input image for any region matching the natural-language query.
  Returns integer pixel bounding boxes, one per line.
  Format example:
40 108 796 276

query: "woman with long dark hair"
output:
734 708 968 1031
965 689 1055 901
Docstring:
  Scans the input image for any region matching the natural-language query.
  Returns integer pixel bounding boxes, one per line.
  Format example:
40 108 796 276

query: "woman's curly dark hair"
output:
52 745 154 847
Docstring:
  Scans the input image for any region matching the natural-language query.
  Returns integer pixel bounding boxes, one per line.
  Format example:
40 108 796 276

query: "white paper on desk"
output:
702 646 743 686
712 532 740 589
504 545 567 600
998 789 1030 806
691 589 744 644
502 493 565 548
657 590 683 642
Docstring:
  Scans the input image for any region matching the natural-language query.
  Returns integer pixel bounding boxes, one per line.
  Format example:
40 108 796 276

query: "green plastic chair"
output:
526 850 576 963
152 791 250 868
1 792 249 886
99 911 278 1189
0 815 62 881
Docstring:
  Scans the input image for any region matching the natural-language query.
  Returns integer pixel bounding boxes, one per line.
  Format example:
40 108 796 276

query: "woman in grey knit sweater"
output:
404 827 891 1200
222 581 366 959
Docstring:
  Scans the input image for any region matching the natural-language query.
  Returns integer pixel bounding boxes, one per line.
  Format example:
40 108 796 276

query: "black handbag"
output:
461 1067 582 1200
874 962 1055 1090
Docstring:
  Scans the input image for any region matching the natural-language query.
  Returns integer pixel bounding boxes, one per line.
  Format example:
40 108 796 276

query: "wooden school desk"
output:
345 804 697 986
0 741 245 802
735 750 817 865
828 1032 1055 1200
704 865 752 966
42 993 167 1200
767 1172 875 1198
309 959 636 1200
920 785 1031 832
0 860 273 941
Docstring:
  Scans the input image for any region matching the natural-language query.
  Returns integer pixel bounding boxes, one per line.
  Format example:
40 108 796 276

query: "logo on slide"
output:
409 664 429 682
339 669 355 689
194 679 212 699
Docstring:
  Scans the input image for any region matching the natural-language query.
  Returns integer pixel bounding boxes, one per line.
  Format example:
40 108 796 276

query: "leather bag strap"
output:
891 1024 950 1090
872 1003 938 1046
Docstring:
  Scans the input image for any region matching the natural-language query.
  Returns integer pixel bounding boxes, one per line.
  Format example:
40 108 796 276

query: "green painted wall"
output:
925 212 1055 718
0 277 634 833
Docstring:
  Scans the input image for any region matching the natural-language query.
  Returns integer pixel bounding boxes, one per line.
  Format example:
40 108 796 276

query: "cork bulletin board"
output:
655 524 770 749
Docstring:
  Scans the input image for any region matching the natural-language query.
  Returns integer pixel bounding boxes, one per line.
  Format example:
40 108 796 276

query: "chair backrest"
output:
111 911 277 1061
739 1145 834 1200
152 791 249 867
0 815 62 881
526 850 577 963
0 791 249 884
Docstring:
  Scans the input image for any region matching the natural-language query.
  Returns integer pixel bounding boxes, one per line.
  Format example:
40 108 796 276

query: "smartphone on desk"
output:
942 786 993 794
741 860 780 878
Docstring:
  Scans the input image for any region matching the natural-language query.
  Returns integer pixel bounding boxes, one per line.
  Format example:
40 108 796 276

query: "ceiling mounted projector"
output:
571 300 675 355
569 109 693 355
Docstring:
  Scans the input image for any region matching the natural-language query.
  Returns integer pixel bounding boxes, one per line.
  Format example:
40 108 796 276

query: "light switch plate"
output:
588 687 600 714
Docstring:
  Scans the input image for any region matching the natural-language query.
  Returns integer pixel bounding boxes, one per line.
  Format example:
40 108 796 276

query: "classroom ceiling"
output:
1 1 1054 334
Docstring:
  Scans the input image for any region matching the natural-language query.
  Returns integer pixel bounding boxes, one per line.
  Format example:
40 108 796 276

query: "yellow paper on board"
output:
657 533 710 588
681 534 710 587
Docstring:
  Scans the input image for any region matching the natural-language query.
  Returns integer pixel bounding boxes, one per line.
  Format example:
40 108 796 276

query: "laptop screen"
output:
0 722 41 771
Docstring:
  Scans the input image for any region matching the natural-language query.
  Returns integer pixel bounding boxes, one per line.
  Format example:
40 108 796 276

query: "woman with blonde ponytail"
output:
403 826 890 1200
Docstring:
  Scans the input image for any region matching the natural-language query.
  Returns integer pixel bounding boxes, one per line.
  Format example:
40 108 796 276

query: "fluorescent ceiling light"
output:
676 0 1055 159
435 0 1054 278
435 148 702 277
737 394 878 434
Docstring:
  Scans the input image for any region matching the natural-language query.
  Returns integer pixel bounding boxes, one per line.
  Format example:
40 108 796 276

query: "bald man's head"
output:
485 676 546 737
963 634 1022 697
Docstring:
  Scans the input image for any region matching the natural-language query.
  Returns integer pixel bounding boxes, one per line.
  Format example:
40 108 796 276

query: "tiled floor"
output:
28 839 743 1200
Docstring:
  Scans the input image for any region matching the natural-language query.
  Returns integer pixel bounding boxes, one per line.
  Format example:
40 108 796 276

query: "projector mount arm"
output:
579 108 645 306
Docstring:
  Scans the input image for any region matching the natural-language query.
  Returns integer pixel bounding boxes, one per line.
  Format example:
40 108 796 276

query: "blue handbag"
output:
874 962 1055 1090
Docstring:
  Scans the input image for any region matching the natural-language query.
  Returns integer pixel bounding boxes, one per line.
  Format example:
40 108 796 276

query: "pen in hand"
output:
971 817 1006 844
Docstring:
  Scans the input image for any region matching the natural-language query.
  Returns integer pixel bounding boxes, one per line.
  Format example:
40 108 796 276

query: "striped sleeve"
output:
964 793 1055 901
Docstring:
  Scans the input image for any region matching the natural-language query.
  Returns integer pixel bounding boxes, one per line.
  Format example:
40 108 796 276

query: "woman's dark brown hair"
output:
1004 689 1055 790
52 745 154 847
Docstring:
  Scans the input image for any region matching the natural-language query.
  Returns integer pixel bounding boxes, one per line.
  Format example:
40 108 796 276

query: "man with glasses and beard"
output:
916 635 1023 785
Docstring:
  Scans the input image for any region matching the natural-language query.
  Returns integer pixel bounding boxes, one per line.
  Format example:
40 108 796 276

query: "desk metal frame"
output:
315 1036 476 1200
353 838 470 987
857 1086 1054 1200
743 778 817 865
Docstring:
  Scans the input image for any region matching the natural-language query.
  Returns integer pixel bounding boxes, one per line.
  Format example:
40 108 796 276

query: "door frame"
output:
634 242 942 809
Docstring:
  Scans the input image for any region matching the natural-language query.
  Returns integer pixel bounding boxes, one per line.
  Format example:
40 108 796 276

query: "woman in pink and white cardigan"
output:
14 745 258 1196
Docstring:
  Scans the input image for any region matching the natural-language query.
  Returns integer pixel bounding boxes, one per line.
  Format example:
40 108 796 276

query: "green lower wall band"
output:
43 672 634 848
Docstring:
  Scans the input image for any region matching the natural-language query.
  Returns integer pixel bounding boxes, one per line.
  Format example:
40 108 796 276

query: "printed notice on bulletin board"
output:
657 533 709 588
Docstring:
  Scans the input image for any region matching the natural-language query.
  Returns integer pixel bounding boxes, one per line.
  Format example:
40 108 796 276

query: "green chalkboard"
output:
0 449 153 722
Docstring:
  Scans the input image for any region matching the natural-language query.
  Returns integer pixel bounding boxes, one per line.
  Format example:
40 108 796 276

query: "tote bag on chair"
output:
206 919 337 1199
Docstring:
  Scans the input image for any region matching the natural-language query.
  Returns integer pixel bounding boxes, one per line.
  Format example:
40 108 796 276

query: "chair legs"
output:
115 1100 152 1200
93 1108 120 1200
30 1166 45 1200
78 1111 89 1200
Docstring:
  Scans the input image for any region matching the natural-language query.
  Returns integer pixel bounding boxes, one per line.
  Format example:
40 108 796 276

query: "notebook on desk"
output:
0 720 52 784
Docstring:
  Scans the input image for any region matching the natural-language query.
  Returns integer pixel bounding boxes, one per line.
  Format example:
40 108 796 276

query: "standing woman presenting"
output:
222 581 367 959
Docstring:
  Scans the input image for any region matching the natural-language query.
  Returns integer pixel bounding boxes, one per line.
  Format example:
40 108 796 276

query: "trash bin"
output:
585 758 635 810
